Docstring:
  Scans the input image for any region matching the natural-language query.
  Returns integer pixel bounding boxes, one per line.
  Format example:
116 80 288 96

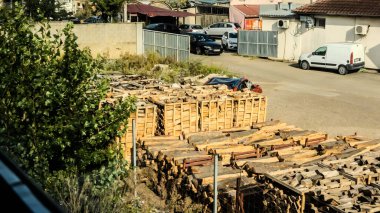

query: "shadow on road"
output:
289 63 363 75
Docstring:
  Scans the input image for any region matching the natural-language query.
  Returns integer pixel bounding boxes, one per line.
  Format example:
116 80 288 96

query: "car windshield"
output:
145 24 160 29
229 33 237 38
196 34 213 42
192 25 203 29
234 23 241 28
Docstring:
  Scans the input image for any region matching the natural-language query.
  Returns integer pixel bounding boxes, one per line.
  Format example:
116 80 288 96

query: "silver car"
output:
221 32 238 51
205 22 241 37
179 24 206 34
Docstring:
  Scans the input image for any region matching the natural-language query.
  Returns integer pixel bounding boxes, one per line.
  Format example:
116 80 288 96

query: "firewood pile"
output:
104 75 267 141
133 120 380 212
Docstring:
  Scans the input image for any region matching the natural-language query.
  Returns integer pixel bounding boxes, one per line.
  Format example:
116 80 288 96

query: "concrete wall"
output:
261 17 302 61
262 16 380 69
49 22 144 58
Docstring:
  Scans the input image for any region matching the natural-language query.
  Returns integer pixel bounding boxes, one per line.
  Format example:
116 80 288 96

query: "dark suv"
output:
144 23 180 34
187 33 223 55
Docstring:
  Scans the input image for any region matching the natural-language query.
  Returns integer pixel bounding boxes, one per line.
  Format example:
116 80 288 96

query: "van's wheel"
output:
196 47 202 55
338 65 348 75
300 61 310 70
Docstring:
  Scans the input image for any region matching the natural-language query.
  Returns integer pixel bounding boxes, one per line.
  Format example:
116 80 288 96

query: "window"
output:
217 23 225 28
180 25 189 29
192 25 203 29
210 24 218 28
315 18 326 28
234 23 241 28
314 46 327 56
227 24 233 28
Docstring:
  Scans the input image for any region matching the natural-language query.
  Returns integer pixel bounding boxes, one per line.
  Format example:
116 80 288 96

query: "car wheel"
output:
300 61 310 70
338 65 348 75
196 47 202 55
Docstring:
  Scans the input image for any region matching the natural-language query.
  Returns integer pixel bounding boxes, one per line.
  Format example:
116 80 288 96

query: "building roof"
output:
189 0 229 5
128 3 195 17
260 3 303 18
233 5 260 18
293 0 380 17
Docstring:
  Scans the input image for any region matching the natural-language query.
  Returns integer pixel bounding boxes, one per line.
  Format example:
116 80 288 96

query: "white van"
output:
298 43 365 75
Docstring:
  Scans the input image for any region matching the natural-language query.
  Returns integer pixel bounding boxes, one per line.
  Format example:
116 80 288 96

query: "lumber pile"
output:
133 120 380 212
150 96 199 136
104 74 267 139
116 101 157 159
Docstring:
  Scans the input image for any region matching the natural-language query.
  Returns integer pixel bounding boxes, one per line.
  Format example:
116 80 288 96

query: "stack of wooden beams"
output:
132 119 380 212
150 96 199 136
117 101 157 159
105 75 268 139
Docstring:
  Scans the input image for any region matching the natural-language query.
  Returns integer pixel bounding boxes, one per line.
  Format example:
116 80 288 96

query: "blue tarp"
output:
206 77 243 90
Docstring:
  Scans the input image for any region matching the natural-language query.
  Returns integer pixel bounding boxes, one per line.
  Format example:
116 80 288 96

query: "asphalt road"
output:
191 52 380 139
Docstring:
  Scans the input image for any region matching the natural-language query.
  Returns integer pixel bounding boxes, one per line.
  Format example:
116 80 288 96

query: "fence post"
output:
153 31 156 54
214 154 218 213
177 35 179 62
164 33 167 58
132 119 137 197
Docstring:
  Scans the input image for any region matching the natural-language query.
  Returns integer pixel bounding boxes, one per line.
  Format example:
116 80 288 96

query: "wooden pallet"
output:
234 96 267 128
199 99 234 132
155 101 199 136
118 101 157 158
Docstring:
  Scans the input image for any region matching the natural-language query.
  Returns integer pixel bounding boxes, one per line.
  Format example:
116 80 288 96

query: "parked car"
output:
179 24 206 34
83 16 104 24
187 33 223 55
299 43 365 75
144 23 180 34
221 32 238 51
205 22 241 37
205 77 262 93
66 16 81 24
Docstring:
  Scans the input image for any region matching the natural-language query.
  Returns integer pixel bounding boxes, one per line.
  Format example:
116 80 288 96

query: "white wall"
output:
262 16 380 69
300 16 380 69
49 22 144 59
261 17 302 61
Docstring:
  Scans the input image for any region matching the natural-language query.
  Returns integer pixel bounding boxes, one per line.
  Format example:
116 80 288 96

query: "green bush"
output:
0 6 138 212
102 53 230 83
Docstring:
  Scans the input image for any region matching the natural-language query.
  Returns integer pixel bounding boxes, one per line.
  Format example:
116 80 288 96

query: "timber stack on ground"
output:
134 121 380 212
103 75 267 158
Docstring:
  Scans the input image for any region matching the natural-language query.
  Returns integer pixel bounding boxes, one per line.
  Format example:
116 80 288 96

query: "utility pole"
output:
123 2 127 22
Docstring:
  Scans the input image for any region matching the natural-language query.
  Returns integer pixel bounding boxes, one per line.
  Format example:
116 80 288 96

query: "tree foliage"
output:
91 0 126 22
0 6 135 185
6 0 65 20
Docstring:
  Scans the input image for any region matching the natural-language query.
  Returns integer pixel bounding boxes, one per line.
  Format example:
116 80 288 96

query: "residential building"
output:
230 4 260 29
230 0 314 6
293 0 380 69
181 0 230 27
58 0 87 14
260 3 302 60
127 3 194 25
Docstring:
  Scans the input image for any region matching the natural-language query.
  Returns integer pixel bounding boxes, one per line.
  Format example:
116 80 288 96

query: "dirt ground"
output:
191 52 380 139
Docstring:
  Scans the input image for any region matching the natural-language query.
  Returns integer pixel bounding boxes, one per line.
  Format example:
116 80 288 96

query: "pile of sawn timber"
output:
104 75 267 158
135 119 380 212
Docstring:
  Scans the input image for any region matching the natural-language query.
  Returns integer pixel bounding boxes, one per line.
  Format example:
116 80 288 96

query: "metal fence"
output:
238 30 278 58
143 30 190 62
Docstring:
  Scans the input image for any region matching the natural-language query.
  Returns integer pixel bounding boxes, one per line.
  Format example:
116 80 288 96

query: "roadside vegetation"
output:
101 53 230 83
0 6 140 212
0 5 228 213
